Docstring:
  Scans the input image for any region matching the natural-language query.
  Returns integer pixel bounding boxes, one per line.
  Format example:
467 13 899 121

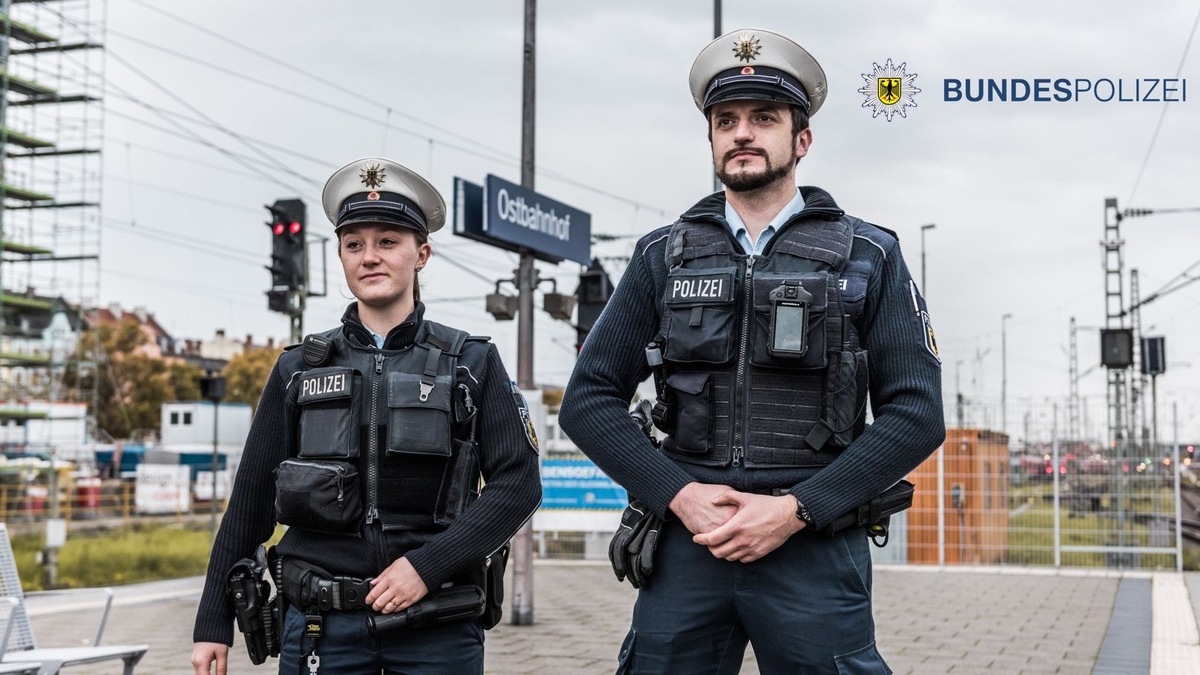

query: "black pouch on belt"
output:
819 479 915 541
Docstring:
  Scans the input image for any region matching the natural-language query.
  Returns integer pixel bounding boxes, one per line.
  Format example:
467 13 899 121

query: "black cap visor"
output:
703 66 810 112
335 192 427 234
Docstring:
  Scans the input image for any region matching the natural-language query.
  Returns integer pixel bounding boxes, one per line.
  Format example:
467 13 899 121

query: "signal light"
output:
265 198 307 296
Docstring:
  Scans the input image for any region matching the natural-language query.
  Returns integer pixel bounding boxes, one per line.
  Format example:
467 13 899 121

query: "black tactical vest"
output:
655 206 875 469
276 320 485 532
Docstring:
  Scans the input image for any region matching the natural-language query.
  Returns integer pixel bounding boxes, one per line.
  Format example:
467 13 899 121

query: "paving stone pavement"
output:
18 562 1176 675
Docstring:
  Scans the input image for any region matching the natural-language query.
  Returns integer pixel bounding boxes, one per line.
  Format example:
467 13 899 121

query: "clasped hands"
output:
668 482 806 563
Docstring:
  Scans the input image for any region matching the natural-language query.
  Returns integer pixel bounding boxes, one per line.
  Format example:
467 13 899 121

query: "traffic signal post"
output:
265 198 308 344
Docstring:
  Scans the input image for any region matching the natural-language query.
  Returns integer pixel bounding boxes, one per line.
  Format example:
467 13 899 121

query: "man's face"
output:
337 223 430 310
709 100 811 193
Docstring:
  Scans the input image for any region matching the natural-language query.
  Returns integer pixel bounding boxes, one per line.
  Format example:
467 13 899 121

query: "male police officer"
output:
559 29 944 674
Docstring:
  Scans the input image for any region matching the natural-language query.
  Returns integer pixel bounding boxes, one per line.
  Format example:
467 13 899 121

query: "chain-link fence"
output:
904 396 1196 570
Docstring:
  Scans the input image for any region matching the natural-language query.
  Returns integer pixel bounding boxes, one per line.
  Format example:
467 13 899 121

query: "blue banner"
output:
484 174 591 265
540 457 627 510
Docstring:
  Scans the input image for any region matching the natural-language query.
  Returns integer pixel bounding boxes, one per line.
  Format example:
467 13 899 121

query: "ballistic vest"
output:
276 319 485 532
656 201 887 469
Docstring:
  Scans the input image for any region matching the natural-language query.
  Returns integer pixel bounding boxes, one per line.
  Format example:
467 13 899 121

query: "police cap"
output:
688 28 827 117
321 157 446 235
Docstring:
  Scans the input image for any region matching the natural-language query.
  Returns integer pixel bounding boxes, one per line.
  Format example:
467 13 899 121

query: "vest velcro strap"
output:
420 345 442 402
689 306 704 327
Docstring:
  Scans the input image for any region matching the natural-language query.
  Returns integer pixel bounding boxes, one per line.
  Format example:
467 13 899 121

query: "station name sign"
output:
453 174 591 265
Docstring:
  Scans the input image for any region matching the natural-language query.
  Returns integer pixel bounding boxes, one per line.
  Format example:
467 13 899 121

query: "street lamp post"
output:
1001 313 1012 436
920 223 936 294
199 374 227 542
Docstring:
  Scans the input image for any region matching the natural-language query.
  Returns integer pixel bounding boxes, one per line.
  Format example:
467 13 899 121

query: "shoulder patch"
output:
510 380 539 454
909 279 940 363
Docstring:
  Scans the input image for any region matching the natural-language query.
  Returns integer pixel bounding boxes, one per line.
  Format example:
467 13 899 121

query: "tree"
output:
62 318 203 440
222 347 282 413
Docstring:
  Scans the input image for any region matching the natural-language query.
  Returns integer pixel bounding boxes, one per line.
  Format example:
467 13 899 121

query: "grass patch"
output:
12 522 285 591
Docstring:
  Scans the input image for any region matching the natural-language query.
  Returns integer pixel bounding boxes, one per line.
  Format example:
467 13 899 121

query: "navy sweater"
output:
559 187 945 528
193 304 542 645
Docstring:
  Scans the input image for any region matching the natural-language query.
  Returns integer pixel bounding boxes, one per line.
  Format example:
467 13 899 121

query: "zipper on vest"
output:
732 256 754 464
365 351 384 524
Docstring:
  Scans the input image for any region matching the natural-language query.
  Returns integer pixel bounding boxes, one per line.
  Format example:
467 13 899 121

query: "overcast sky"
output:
10 0 1200 443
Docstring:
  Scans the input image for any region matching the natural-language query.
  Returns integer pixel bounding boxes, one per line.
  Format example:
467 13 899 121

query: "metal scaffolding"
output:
0 0 103 450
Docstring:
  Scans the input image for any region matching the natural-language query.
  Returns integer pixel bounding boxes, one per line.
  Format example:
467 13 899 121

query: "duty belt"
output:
279 558 373 612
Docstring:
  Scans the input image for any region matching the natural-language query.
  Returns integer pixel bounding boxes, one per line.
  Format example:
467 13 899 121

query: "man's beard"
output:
714 149 793 192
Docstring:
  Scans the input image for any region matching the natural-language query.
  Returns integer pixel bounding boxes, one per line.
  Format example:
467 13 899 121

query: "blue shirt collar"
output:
724 188 806 255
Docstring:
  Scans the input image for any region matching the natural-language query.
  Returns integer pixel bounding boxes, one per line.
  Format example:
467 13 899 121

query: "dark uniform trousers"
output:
277 604 484 675
618 520 891 675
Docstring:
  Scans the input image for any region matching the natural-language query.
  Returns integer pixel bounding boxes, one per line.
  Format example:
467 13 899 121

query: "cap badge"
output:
359 162 386 189
733 33 761 63
367 191 380 201
741 66 755 75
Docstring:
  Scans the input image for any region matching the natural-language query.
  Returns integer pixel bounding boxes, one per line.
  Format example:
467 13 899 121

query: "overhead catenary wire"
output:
108 5 675 219
1126 2 1200 204
105 48 319 193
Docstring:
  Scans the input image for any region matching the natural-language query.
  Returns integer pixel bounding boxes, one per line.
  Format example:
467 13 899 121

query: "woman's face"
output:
338 224 431 311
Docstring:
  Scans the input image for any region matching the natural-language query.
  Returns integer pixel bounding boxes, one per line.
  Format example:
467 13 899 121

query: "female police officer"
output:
191 158 541 674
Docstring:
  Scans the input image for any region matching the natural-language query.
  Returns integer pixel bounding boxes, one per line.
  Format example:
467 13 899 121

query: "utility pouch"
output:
386 372 454 457
227 546 280 665
274 459 363 533
751 273 828 370
812 349 869 450
819 480 915 544
480 544 509 629
434 439 481 526
662 266 738 364
296 367 361 459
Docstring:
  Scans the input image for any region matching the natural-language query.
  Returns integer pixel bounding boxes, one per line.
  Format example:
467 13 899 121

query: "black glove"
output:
609 499 663 589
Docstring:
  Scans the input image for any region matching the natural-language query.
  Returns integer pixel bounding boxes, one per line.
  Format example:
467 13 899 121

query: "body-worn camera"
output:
768 281 813 358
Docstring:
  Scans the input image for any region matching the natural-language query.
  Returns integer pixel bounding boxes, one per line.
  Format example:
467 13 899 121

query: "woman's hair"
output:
412 231 428 303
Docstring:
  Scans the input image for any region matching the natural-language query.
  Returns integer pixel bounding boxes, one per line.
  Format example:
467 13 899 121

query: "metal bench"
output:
0 525 147 675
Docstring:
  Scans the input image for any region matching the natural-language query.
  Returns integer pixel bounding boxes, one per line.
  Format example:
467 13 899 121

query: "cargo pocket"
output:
822 349 869 449
662 266 737 364
750 272 828 370
386 372 453 457
615 629 636 675
434 438 481 525
663 371 712 455
274 459 363 533
296 367 361 459
833 641 891 674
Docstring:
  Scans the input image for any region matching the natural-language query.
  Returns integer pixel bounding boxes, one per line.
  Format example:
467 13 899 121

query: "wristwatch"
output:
793 496 815 527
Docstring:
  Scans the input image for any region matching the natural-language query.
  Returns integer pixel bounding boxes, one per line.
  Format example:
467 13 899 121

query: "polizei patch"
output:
298 367 353 403
668 272 734 303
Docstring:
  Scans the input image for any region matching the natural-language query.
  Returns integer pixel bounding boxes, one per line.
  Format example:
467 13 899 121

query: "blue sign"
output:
483 175 591 265
453 178 525 255
540 457 627 510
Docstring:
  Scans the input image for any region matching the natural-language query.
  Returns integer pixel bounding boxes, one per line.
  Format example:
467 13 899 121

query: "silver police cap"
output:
321 157 446 235
688 28 827 116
